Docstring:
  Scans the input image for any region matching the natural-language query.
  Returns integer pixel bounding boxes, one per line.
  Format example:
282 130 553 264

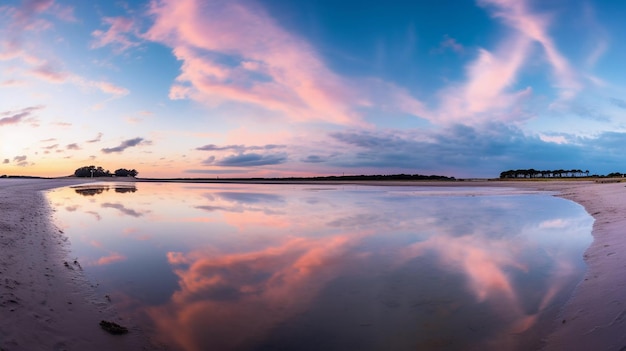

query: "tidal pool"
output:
47 182 593 351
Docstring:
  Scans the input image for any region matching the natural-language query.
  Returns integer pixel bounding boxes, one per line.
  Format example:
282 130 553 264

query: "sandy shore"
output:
0 178 625 350
0 178 149 351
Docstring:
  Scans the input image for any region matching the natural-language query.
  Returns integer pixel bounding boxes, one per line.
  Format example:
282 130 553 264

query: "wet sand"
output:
0 178 624 350
0 178 149 351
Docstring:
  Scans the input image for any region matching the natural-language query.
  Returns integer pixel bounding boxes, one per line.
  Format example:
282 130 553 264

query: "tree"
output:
114 168 138 177
74 165 111 178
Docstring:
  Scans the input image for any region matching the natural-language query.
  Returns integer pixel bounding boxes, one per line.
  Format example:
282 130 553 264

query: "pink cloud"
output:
479 0 580 99
0 105 44 126
30 63 69 83
96 252 126 266
144 0 409 126
91 16 139 52
88 80 129 96
432 0 581 124
0 1 74 57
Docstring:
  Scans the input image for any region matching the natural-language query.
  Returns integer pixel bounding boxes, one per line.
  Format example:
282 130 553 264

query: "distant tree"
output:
114 168 138 177
74 165 111 178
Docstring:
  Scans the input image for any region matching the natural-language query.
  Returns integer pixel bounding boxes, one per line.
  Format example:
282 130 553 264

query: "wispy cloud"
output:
13 155 28 167
0 105 44 126
196 144 285 152
0 79 26 87
143 0 425 125
432 35 464 54
66 143 80 150
430 0 582 125
0 0 75 57
101 137 147 154
479 0 580 100
206 153 288 167
101 202 143 217
91 16 140 53
87 132 103 143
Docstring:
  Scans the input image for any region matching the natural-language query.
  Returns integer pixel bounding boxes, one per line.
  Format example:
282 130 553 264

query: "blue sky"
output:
1 0 625 178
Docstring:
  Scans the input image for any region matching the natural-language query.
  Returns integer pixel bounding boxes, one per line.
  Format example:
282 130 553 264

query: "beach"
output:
0 178 625 350
0 179 150 351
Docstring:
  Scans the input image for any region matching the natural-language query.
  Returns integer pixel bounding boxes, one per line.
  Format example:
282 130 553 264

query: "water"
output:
46 182 593 351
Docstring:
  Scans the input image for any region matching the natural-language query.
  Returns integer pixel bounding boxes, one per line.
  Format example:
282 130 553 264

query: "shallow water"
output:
47 182 593 351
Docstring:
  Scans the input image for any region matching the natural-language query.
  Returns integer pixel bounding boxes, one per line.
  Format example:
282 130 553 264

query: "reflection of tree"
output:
74 186 109 196
114 186 137 194
72 185 137 196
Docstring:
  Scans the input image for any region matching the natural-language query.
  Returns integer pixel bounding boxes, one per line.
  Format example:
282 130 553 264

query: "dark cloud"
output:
569 103 610 122
328 123 599 177
42 144 59 150
87 132 103 143
66 143 80 150
185 169 251 175
196 144 286 152
202 156 216 165
301 155 326 163
13 155 28 167
2 159 9 164
101 137 145 154
610 98 626 109
215 153 287 167
0 105 44 126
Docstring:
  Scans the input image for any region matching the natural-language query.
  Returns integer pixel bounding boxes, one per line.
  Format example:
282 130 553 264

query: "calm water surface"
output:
46 183 593 351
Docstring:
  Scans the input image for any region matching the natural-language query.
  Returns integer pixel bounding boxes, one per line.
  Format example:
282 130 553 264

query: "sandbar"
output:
0 178 624 350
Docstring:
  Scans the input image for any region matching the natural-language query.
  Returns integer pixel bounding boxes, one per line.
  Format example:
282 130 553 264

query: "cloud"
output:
196 144 285 152
0 105 44 126
478 0 580 99
101 137 146 153
87 132 103 143
430 0 581 125
185 169 251 175
610 98 626 110
214 153 287 167
432 35 464 54
0 0 75 57
42 144 58 150
29 63 69 82
2 159 8 164
91 16 140 52
144 0 427 125
66 143 80 150
0 79 26 87
101 202 143 217
327 124 588 176
201 156 215 165
301 155 326 163
13 155 28 167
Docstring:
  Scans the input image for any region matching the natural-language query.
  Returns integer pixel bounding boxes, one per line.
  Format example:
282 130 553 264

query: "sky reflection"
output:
47 183 592 351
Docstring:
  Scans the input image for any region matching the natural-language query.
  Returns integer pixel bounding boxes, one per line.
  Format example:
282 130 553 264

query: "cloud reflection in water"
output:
47 184 592 351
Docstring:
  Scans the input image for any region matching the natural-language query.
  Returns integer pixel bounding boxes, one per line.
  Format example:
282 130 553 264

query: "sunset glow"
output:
2 0 625 178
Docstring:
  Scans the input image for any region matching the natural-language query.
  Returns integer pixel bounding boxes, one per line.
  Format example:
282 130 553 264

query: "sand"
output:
0 178 150 351
0 178 624 350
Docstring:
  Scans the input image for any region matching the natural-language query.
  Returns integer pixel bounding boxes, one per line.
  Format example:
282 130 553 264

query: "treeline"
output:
500 169 591 179
74 165 138 178
287 174 456 181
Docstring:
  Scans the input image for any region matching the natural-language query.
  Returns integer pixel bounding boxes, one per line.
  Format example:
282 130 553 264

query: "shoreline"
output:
1 178 624 350
0 178 149 351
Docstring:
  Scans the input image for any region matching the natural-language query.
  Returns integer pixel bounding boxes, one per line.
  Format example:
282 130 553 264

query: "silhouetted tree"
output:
74 165 111 178
114 168 138 177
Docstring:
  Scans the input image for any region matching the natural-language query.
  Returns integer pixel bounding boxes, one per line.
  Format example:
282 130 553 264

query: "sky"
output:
1 0 626 178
